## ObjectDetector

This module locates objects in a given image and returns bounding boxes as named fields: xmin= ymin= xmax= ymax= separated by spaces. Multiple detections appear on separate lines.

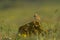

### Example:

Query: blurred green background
xmin=0 ymin=0 xmax=60 ymax=40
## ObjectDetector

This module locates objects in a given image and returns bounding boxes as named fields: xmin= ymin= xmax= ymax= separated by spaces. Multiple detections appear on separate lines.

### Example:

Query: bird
xmin=18 ymin=14 xmax=47 ymax=38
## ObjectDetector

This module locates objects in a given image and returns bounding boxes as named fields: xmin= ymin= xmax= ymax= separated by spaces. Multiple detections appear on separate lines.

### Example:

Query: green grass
xmin=0 ymin=1 xmax=60 ymax=40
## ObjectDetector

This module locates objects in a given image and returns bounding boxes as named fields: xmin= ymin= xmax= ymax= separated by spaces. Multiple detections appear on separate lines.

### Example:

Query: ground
xmin=0 ymin=1 xmax=60 ymax=40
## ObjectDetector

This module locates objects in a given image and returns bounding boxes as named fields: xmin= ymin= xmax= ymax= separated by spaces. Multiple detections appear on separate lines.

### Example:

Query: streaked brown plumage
xmin=18 ymin=14 xmax=47 ymax=37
